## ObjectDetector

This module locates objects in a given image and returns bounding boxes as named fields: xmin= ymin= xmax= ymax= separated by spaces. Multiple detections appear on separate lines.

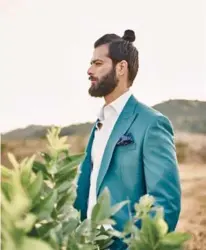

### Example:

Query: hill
xmin=1 ymin=123 xmax=94 ymax=140
xmin=153 ymin=99 xmax=206 ymax=134
xmin=2 ymin=99 xmax=206 ymax=140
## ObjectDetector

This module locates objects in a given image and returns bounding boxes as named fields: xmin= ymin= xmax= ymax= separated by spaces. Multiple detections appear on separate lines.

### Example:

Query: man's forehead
xmin=92 ymin=44 xmax=109 ymax=60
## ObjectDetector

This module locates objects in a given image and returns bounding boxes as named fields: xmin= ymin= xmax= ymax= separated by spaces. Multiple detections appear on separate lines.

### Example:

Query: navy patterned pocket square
xmin=116 ymin=133 xmax=134 ymax=146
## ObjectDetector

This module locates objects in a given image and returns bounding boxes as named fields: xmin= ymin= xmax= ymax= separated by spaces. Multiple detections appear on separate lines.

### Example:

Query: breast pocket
xmin=115 ymin=142 xmax=137 ymax=152
xmin=111 ymin=142 xmax=136 ymax=170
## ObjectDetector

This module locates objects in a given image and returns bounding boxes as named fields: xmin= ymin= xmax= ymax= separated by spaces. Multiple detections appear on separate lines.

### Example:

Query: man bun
xmin=122 ymin=29 xmax=135 ymax=42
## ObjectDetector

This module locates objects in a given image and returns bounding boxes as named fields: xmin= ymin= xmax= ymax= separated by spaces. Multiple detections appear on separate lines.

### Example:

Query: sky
xmin=0 ymin=0 xmax=205 ymax=133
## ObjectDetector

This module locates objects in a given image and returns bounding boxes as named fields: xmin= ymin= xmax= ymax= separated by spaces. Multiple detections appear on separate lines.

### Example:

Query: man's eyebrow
xmin=90 ymin=59 xmax=104 ymax=65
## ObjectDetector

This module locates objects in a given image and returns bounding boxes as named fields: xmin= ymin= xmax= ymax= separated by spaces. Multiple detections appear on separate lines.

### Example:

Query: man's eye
xmin=95 ymin=62 xmax=102 ymax=66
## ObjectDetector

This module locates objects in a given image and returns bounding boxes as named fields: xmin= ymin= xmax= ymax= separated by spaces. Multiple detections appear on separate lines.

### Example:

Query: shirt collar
xmin=97 ymin=90 xmax=132 ymax=120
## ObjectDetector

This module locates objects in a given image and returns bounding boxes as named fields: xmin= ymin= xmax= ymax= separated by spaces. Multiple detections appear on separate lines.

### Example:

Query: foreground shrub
xmin=1 ymin=127 xmax=190 ymax=250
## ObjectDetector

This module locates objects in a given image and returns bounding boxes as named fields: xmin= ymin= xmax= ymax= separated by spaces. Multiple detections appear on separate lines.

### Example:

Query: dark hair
xmin=94 ymin=30 xmax=139 ymax=86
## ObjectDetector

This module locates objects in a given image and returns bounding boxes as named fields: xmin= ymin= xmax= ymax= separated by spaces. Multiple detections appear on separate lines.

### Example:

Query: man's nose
xmin=87 ymin=65 xmax=94 ymax=76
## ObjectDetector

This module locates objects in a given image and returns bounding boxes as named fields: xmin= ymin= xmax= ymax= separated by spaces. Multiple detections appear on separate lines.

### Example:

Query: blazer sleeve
xmin=143 ymin=115 xmax=181 ymax=231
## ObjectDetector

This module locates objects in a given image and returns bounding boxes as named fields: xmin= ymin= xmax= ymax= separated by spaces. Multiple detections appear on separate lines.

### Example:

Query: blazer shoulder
xmin=135 ymin=99 xmax=173 ymax=128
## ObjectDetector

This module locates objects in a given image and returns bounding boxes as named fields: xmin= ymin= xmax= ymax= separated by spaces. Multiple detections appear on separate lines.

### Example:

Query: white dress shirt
xmin=87 ymin=90 xmax=132 ymax=219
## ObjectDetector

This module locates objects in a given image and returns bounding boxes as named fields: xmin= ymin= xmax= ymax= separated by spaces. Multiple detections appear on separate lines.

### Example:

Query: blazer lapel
xmin=85 ymin=121 xmax=97 ymax=156
xmin=96 ymin=95 xmax=139 ymax=196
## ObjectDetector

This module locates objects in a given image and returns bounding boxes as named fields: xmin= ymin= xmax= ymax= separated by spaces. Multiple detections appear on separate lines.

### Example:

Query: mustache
xmin=89 ymin=76 xmax=98 ymax=81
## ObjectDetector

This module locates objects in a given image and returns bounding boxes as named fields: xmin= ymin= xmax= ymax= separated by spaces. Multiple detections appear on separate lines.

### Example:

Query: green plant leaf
xmin=51 ymin=207 xmax=58 ymax=220
xmin=56 ymin=187 xmax=76 ymax=212
xmin=55 ymin=154 xmax=85 ymax=178
xmin=7 ymin=152 xmax=19 ymax=169
xmin=41 ymin=152 xmax=52 ymax=163
xmin=91 ymin=203 xmax=105 ymax=225
xmin=95 ymin=234 xmax=109 ymax=241
xmin=56 ymin=176 xmax=75 ymax=193
xmin=98 ymin=238 xmax=114 ymax=250
xmin=28 ymin=171 xmax=44 ymax=200
xmin=123 ymin=220 xmax=137 ymax=236
xmin=55 ymin=166 xmax=79 ymax=185
xmin=110 ymin=200 xmax=129 ymax=216
xmin=76 ymin=219 xmax=91 ymax=237
xmin=107 ymin=229 xmax=123 ymax=238
xmin=1 ymin=182 xmax=12 ymax=201
xmin=156 ymin=217 xmax=168 ymax=237
xmin=36 ymin=221 xmax=57 ymax=238
xmin=140 ymin=215 xmax=161 ymax=248
xmin=1 ymin=165 xmax=13 ymax=179
xmin=46 ymin=160 xmax=59 ymax=175
xmin=15 ymin=213 xmax=37 ymax=233
xmin=20 ymin=155 xmax=36 ymax=187
xmin=62 ymin=218 xmax=79 ymax=234
xmin=98 ymin=218 xmax=116 ymax=226
xmin=91 ymin=188 xmax=111 ymax=224
xmin=59 ymin=153 xmax=85 ymax=166
xmin=7 ymin=174 xmax=31 ymax=220
xmin=21 ymin=237 xmax=54 ymax=250
xmin=32 ymin=161 xmax=51 ymax=180
xmin=159 ymin=232 xmax=191 ymax=247
xmin=129 ymin=239 xmax=154 ymax=250
xmin=32 ymin=190 xmax=57 ymax=220
xmin=156 ymin=245 xmax=182 ymax=250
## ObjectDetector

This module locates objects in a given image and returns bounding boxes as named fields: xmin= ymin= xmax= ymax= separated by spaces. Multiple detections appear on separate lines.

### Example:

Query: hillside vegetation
xmin=2 ymin=99 xmax=206 ymax=141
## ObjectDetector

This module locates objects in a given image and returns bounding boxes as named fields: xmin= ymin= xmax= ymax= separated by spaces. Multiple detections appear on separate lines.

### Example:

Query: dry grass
xmin=1 ymin=132 xmax=206 ymax=249
xmin=176 ymin=164 xmax=206 ymax=250
xmin=1 ymin=135 xmax=89 ymax=167
xmin=175 ymin=132 xmax=206 ymax=164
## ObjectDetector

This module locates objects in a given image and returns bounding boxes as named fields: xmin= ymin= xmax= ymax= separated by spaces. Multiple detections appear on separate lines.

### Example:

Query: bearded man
xmin=74 ymin=29 xmax=181 ymax=250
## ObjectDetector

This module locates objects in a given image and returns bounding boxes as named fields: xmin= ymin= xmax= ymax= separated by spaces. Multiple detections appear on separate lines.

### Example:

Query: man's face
xmin=87 ymin=45 xmax=118 ymax=97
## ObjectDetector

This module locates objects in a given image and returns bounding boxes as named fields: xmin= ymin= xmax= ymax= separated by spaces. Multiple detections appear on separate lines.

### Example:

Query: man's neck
xmin=104 ymin=88 xmax=130 ymax=105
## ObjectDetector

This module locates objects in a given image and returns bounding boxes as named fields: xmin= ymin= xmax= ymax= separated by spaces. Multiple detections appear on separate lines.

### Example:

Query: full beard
xmin=88 ymin=68 xmax=118 ymax=97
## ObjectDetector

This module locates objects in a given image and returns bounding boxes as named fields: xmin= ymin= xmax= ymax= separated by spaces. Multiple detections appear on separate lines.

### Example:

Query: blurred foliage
xmin=1 ymin=127 xmax=191 ymax=250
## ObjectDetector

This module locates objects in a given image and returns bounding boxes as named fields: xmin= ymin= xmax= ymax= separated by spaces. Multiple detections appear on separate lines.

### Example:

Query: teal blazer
xmin=74 ymin=95 xmax=181 ymax=241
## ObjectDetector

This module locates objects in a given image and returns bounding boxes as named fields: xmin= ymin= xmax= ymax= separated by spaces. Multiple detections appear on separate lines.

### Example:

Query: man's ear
xmin=116 ymin=60 xmax=128 ymax=76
